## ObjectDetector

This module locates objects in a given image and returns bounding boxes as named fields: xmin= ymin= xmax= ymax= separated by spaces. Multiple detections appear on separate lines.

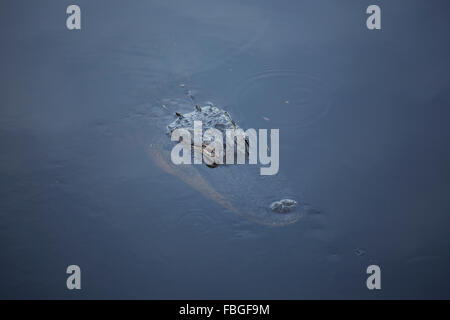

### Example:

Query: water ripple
xmin=235 ymin=69 xmax=333 ymax=128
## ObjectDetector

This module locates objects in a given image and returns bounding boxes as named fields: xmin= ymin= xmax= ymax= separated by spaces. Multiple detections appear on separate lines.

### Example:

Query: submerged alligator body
xmin=129 ymin=99 xmax=304 ymax=226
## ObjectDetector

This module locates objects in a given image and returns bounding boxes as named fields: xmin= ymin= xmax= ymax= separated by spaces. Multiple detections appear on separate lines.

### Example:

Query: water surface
xmin=1 ymin=0 xmax=450 ymax=299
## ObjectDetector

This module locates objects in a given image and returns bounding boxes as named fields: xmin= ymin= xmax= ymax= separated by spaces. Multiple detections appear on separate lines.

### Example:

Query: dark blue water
xmin=1 ymin=0 xmax=450 ymax=299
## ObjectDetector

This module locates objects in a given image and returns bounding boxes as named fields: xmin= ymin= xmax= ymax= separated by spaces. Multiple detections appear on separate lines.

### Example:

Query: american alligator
xmin=127 ymin=97 xmax=304 ymax=226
